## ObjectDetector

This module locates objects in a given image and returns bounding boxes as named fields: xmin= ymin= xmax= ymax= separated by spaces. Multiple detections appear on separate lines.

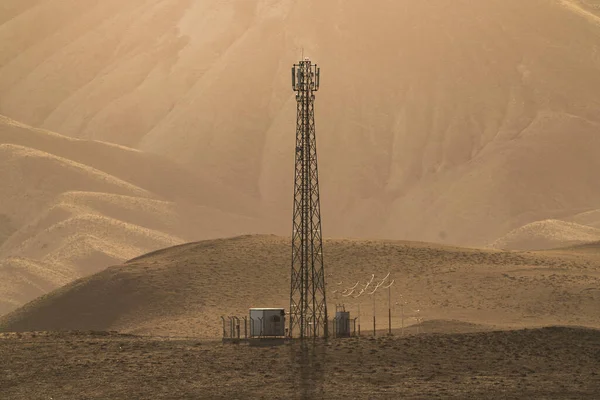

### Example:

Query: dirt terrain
xmin=0 ymin=328 xmax=598 ymax=399
xmin=2 ymin=235 xmax=599 ymax=338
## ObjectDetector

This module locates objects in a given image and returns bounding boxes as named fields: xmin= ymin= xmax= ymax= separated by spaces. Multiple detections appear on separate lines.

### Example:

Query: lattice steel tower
xmin=289 ymin=58 xmax=328 ymax=339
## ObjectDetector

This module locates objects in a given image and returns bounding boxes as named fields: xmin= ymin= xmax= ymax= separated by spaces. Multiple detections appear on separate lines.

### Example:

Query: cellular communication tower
xmin=289 ymin=58 xmax=328 ymax=339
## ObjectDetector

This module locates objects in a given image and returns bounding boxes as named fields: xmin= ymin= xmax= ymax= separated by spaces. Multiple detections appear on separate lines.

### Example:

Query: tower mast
xmin=289 ymin=58 xmax=328 ymax=339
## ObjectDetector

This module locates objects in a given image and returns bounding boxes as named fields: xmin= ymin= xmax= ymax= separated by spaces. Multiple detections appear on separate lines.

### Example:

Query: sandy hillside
xmin=490 ymin=219 xmax=600 ymax=250
xmin=0 ymin=257 xmax=71 ymax=315
xmin=2 ymin=235 xmax=599 ymax=337
xmin=2 ymin=0 xmax=600 ymax=246
xmin=0 ymin=116 xmax=270 ymax=316
xmin=566 ymin=208 xmax=600 ymax=229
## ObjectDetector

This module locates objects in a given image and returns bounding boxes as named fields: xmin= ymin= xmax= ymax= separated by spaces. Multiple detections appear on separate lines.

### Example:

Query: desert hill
xmin=2 ymin=235 xmax=599 ymax=337
xmin=567 ymin=208 xmax=600 ymax=229
xmin=0 ymin=214 xmax=14 ymax=246
xmin=0 ymin=116 xmax=269 ymax=316
xmin=0 ymin=257 xmax=70 ymax=314
xmin=2 ymin=1 xmax=600 ymax=246
xmin=490 ymin=219 xmax=600 ymax=251
xmin=0 ymin=115 xmax=262 ymax=215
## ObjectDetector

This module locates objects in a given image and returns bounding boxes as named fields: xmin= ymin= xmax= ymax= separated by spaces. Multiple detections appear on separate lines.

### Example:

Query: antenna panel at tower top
xmin=292 ymin=59 xmax=320 ymax=92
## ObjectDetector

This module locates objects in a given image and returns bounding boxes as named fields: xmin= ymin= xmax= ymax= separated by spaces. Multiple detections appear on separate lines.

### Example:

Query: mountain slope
xmin=490 ymin=219 xmax=600 ymax=250
xmin=2 ymin=235 xmax=599 ymax=337
xmin=0 ymin=257 xmax=70 ymax=314
xmin=0 ymin=115 xmax=262 ymax=216
xmin=0 ymin=116 xmax=267 ymax=316
xmin=4 ymin=1 xmax=600 ymax=246
xmin=567 ymin=208 xmax=600 ymax=229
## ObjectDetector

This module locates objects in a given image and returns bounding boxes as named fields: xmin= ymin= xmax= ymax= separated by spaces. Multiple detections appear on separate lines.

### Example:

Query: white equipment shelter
xmin=249 ymin=308 xmax=286 ymax=337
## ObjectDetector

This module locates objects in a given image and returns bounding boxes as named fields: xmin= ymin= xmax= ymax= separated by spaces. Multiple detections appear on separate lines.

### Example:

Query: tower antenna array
xmin=289 ymin=57 xmax=328 ymax=338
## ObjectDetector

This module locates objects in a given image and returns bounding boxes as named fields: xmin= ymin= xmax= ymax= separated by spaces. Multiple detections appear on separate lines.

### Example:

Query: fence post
xmin=388 ymin=284 xmax=392 ymax=336
xmin=334 ymin=317 xmax=339 ymax=338
xmin=373 ymin=291 xmax=376 ymax=337
xmin=373 ymin=314 xmax=376 ymax=337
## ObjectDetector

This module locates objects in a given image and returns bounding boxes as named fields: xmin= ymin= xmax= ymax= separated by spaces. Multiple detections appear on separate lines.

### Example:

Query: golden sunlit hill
xmin=490 ymin=219 xmax=600 ymax=251
xmin=567 ymin=208 xmax=600 ymax=229
xmin=3 ymin=1 xmax=600 ymax=246
xmin=0 ymin=116 xmax=270 ymax=316
xmin=2 ymin=235 xmax=599 ymax=337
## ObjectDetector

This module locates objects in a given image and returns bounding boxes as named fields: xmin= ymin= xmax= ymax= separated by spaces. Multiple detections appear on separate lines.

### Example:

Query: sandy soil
xmin=2 ymin=235 xmax=599 ymax=338
xmin=0 ymin=328 xmax=598 ymax=399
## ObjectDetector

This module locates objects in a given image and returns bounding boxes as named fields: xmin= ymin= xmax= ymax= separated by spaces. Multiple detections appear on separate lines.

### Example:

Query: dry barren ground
xmin=1 ymin=328 xmax=599 ymax=399
xmin=3 ymin=235 xmax=600 ymax=337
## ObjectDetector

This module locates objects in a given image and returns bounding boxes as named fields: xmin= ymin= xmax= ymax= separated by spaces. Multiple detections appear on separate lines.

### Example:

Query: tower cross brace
xmin=289 ymin=58 xmax=328 ymax=338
